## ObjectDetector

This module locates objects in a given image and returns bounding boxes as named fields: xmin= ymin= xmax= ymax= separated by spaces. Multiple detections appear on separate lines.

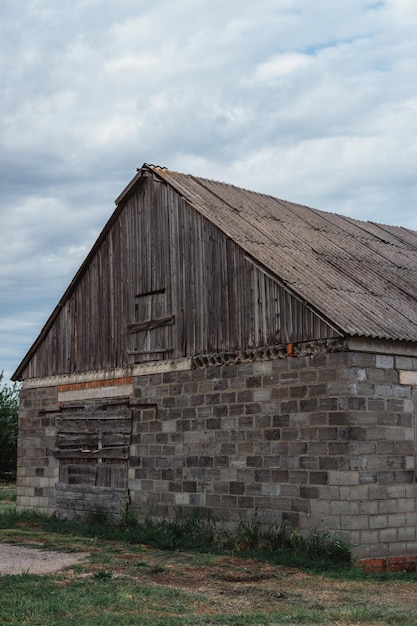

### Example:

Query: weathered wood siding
xmin=21 ymin=174 xmax=340 ymax=378
xmin=54 ymin=399 xmax=130 ymax=518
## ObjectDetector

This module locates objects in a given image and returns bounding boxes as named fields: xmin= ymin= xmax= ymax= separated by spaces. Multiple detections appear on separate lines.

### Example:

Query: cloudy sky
xmin=1 ymin=0 xmax=417 ymax=382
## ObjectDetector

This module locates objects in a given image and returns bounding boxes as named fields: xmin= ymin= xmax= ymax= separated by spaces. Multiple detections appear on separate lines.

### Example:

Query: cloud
xmin=1 ymin=0 xmax=417 ymax=380
xmin=254 ymin=52 xmax=312 ymax=80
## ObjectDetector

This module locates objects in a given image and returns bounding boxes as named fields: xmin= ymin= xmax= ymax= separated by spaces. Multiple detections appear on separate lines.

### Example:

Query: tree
xmin=0 ymin=371 xmax=20 ymax=478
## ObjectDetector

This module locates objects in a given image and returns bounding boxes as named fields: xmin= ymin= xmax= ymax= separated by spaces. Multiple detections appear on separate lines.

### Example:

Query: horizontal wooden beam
xmin=127 ymin=348 xmax=173 ymax=355
xmin=52 ymin=447 xmax=128 ymax=459
xmin=127 ymin=314 xmax=175 ymax=333
xmin=135 ymin=287 xmax=165 ymax=298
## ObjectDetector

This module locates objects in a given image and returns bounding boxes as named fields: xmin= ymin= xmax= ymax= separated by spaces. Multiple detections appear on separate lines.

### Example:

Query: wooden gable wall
xmin=21 ymin=174 xmax=341 ymax=379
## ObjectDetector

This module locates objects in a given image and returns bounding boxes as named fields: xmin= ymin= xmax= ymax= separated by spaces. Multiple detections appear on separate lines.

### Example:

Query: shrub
xmin=0 ymin=372 xmax=20 ymax=478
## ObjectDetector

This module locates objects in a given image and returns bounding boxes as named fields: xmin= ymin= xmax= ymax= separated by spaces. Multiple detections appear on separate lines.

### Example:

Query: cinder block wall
xmin=16 ymin=385 xmax=59 ymax=515
xmin=129 ymin=348 xmax=417 ymax=560
xmin=16 ymin=344 xmax=417 ymax=560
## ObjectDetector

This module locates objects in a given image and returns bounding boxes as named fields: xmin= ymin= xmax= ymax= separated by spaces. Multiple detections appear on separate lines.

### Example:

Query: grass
xmin=1 ymin=483 xmax=417 ymax=624
xmin=0 ymin=505 xmax=353 ymax=574
xmin=0 ymin=481 xmax=16 ymax=514
xmin=0 ymin=574 xmax=205 ymax=625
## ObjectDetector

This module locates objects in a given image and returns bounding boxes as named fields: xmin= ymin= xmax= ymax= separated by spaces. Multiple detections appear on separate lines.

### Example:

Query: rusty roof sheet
xmin=150 ymin=165 xmax=417 ymax=342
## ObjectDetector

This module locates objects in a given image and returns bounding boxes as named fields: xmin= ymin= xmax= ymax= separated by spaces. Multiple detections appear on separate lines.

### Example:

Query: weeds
xmin=0 ymin=481 xmax=352 ymax=569
xmin=0 ymin=501 xmax=352 ymax=572
xmin=0 ymin=481 xmax=16 ymax=514
xmin=2 ymin=496 xmax=417 ymax=625
xmin=0 ymin=482 xmax=16 ymax=502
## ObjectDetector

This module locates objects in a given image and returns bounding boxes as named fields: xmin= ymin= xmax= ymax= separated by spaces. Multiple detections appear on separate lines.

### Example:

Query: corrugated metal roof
xmin=150 ymin=165 xmax=417 ymax=342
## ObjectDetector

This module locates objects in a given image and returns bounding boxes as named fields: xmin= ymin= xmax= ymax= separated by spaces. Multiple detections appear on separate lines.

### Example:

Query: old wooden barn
xmin=12 ymin=164 xmax=417 ymax=563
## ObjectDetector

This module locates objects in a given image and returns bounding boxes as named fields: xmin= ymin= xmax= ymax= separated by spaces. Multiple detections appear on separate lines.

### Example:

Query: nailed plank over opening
xmin=56 ymin=417 xmax=132 ymax=434
xmin=52 ymin=447 xmax=129 ymax=459
xmin=127 ymin=349 xmax=173 ymax=355
xmin=135 ymin=287 xmax=165 ymax=298
xmin=127 ymin=314 xmax=175 ymax=334
xmin=56 ymin=433 xmax=130 ymax=447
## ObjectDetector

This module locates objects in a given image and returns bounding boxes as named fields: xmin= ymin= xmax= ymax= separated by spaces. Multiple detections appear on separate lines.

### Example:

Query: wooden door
xmin=128 ymin=287 xmax=174 ymax=362
xmin=54 ymin=399 xmax=131 ymax=518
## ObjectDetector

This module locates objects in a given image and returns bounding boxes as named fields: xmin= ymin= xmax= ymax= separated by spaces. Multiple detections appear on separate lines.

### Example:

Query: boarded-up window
xmin=54 ymin=399 xmax=131 ymax=518
xmin=128 ymin=287 xmax=174 ymax=363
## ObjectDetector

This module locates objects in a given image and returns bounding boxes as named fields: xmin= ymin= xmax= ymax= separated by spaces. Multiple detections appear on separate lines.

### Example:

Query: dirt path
xmin=0 ymin=543 xmax=89 ymax=575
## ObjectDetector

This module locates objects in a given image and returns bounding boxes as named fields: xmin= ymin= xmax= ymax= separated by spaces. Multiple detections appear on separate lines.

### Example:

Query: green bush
xmin=0 ymin=372 xmax=20 ymax=478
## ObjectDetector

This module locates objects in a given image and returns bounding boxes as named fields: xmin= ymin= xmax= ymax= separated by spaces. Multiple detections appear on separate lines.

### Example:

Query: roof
xmin=12 ymin=164 xmax=417 ymax=380
xmin=147 ymin=165 xmax=417 ymax=343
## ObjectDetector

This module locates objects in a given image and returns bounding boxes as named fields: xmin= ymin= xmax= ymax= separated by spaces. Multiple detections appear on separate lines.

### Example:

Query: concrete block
xmin=262 ymin=483 xmax=281 ymax=496
xmin=339 ymin=515 xmax=368 ymax=531
xmin=230 ymin=457 xmax=247 ymax=469
xmin=387 ymin=485 xmax=406 ymax=498
xmin=351 ymin=368 xmax=368 ymax=381
xmin=328 ymin=471 xmax=359 ymax=486
xmin=161 ymin=419 xmax=178 ymax=433
xmin=359 ymin=472 xmax=378 ymax=484
xmin=398 ymin=527 xmax=416 ymax=542
xmin=327 ymin=382 xmax=357 ymax=396
xmin=378 ymin=500 xmax=397 ymax=514
xmin=339 ymin=485 xmax=368 ymax=501
xmin=399 ymin=371 xmax=417 ymax=385
xmin=369 ymin=515 xmax=388 ymax=529
xmin=219 ymin=469 xmax=238 ymax=481
xmin=253 ymin=389 xmax=276 ymax=402
xmin=405 ymin=484 xmax=417 ymax=498
xmin=393 ymin=385 xmax=412 ymax=398
xmin=395 ymin=356 xmax=415 ymax=370
xmin=368 ymin=543 xmax=387 ymax=558
xmin=387 ymin=513 xmax=406 ymax=528
xmin=375 ymin=384 xmax=394 ymax=397
xmin=359 ymin=500 xmax=378 ymax=515
xmin=183 ymin=431 xmax=212 ymax=444
xmin=153 ymin=480 xmax=170 ymax=493
xmin=189 ymin=493 xmax=205 ymax=506
xmin=379 ymin=528 xmax=398 ymax=543
xmin=383 ymin=541 xmax=406 ymax=557
xmin=385 ymin=426 xmax=410 ymax=441
xmin=175 ymin=493 xmax=190 ymax=505
xmin=310 ymin=500 xmax=330 ymax=515
xmin=317 ymin=485 xmax=340 ymax=500
xmin=359 ymin=529 xmax=379 ymax=545
xmin=405 ymin=512 xmax=417 ymax=526
xmin=405 ymin=541 xmax=417 ymax=554
xmin=397 ymin=498 xmax=415 ymax=513
xmin=376 ymin=355 xmax=394 ymax=369
xmin=18 ymin=496 xmax=33 ymax=507
xmin=280 ymin=484 xmax=299 ymax=497
xmin=252 ymin=361 xmax=273 ymax=375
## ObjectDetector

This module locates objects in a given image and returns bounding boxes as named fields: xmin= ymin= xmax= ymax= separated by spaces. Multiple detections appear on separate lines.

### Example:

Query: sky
xmin=1 ymin=0 xmax=417 ymax=383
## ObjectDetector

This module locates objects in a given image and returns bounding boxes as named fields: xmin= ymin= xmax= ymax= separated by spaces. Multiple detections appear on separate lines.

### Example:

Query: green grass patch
xmin=0 ymin=482 xmax=16 ymax=514
xmin=1 ymin=506 xmax=417 ymax=625
xmin=0 ymin=570 xmax=415 ymax=625
xmin=0 ymin=481 xmax=16 ymax=502
xmin=0 ymin=573 xmax=206 ymax=626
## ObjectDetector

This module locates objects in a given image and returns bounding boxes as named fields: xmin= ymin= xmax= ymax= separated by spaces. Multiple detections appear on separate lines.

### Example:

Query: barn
xmin=12 ymin=163 xmax=417 ymax=563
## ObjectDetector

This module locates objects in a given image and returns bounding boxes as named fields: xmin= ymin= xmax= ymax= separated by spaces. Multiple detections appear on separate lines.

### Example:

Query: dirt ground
xmin=1 ymin=540 xmax=417 ymax=624
xmin=0 ymin=543 xmax=89 ymax=575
